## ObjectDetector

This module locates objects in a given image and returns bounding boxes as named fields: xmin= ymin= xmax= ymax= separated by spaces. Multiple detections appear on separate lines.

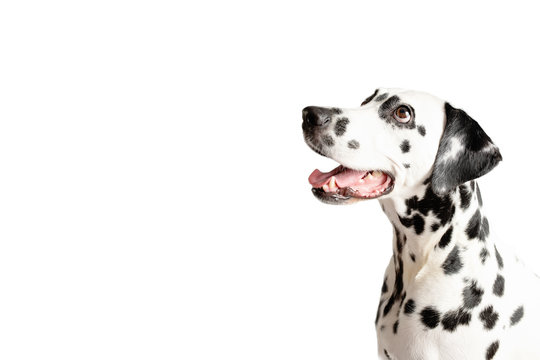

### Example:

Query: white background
xmin=1 ymin=1 xmax=539 ymax=359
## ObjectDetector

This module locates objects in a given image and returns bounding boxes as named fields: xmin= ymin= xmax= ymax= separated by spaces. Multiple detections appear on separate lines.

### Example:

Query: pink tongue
xmin=308 ymin=165 xmax=368 ymax=188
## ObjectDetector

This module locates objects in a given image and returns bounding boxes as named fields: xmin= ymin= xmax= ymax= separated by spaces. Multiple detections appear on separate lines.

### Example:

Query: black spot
xmin=404 ymin=299 xmax=416 ymax=314
xmin=459 ymin=184 xmax=472 ymax=209
xmin=396 ymin=237 xmax=403 ymax=254
xmin=383 ymin=295 xmax=395 ymax=317
xmin=477 ymin=186 xmax=483 ymax=206
xmin=330 ymin=107 xmax=343 ymax=114
xmin=493 ymin=274 xmax=505 ymax=297
xmin=375 ymin=93 xmax=389 ymax=102
xmin=384 ymin=349 xmax=391 ymax=360
xmin=400 ymin=139 xmax=411 ymax=153
xmin=494 ymin=245 xmax=504 ymax=269
xmin=463 ymin=280 xmax=484 ymax=309
xmin=431 ymin=223 xmax=440 ymax=232
xmin=382 ymin=257 xmax=404 ymax=319
xmin=398 ymin=215 xmax=414 ymax=228
xmin=393 ymin=320 xmax=399 ymax=334
xmin=479 ymin=305 xmax=499 ymax=330
xmin=486 ymin=341 xmax=499 ymax=360
xmin=403 ymin=163 xmax=410 ymax=168
xmin=409 ymin=252 xmax=416 ymax=262
xmin=393 ymin=257 xmax=404 ymax=295
xmin=321 ymin=134 xmax=334 ymax=147
xmin=375 ymin=299 xmax=383 ymax=324
xmin=441 ymin=308 xmax=471 ymax=332
xmin=481 ymin=217 xmax=490 ymax=240
xmin=480 ymin=248 xmax=489 ymax=264
xmin=362 ymin=89 xmax=379 ymax=106
xmin=406 ymin=186 xmax=455 ymax=227
xmin=413 ymin=214 xmax=425 ymax=235
xmin=510 ymin=306 xmax=524 ymax=326
xmin=379 ymin=95 xmax=400 ymax=114
xmin=394 ymin=225 xmax=402 ymax=252
xmin=465 ymin=211 xmax=489 ymax=241
xmin=417 ymin=125 xmax=426 ymax=136
xmin=466 ymin=210 xmax=482 ymax=240
xmin=442 ymin=246 xmax=463 ymax=275
xmin=399 ymin=291 xmax=407 ymax=309
xmin=334 ymin=117 xmax=349 ymax=136
xmin=404 ymin=196 xmax=418 ymax=215
xmin=382 ymin=277 xmax=388 ymax=294
xmin=347 ymin=140 xmax=359 ymax=149
xmin=420 ymin=306 xmax=440 ymax=329
xmin=393 ymin=224 xmax=401 ymax=238
xmin=439 ymin=226 xmax=453 ymax=249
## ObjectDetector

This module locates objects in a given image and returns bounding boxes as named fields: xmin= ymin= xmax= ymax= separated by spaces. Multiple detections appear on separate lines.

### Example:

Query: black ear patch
xmin=431 ymin=103 xmax=502 ymax=195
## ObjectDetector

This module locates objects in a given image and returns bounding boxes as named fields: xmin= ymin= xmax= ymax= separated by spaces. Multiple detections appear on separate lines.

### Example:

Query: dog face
xmin=302 ymin=88 xmax=502 ymax=204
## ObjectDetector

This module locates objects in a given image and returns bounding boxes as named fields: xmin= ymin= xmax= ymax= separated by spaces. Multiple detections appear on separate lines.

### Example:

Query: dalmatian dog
xmin=301 ymin=88 xmax=540 ymax=359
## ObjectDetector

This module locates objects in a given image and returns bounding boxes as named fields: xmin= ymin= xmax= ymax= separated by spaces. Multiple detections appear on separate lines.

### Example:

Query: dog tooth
xmin=329 ymin=176 xmax=337 ymax=189
xmin=367 ymin=173 xmax=374 ymax=179
xmin=323 ymin=184 xmax=329 ymax=192
xmin=372 ymin=171 xmax=383 ymax=177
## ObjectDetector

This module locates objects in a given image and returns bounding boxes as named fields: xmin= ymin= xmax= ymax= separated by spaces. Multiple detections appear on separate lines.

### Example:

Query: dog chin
xmin=311 ymin=188 xmax=363 ymax=205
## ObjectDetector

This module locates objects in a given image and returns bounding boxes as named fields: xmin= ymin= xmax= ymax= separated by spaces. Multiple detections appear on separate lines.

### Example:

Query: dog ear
xmin=431 ymin=103 xmax=502 ymax=195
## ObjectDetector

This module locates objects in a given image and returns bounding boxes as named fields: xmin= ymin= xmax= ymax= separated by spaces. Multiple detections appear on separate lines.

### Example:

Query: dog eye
xmin=393 ymin=106 xmax=411 ymax=123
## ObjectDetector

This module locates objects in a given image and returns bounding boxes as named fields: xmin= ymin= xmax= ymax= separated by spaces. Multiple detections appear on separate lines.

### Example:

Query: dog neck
xmin=379 ymin=179 xmax=491 ymax=290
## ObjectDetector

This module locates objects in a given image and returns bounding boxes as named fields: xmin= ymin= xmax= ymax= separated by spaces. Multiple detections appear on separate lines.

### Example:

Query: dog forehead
xmin=356 ymin=89 xmax=446 ymax=128
xmin=396 ymin=90 xmax=445 ymax=105
xmin=354 ymin=89 xmax=443 ymax=117
xmin=373 ymin=88 xmax=444 ymax=105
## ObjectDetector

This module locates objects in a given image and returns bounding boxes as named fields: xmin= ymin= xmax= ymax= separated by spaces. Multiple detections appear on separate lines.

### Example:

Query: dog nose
xmin=302 ymin=106 xmax=332 ymax=127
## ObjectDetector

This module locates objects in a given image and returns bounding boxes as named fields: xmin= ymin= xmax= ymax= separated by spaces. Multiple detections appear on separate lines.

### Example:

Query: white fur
xmin=306 ymin=89 xmax=540 ymax=359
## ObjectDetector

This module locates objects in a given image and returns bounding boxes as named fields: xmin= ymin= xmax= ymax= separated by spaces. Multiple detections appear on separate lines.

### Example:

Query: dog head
xmin=302 ymin=88 xmax=502 ymax=204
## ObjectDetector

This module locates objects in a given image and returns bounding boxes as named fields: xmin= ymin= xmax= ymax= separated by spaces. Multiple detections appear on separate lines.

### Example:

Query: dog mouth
xmin=308 ymin=165 xmax=394 ymax=204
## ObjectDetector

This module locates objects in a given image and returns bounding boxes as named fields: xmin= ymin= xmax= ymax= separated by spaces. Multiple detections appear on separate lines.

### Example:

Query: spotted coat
xmin=302 ymin=88 xmax=540 ymax=359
